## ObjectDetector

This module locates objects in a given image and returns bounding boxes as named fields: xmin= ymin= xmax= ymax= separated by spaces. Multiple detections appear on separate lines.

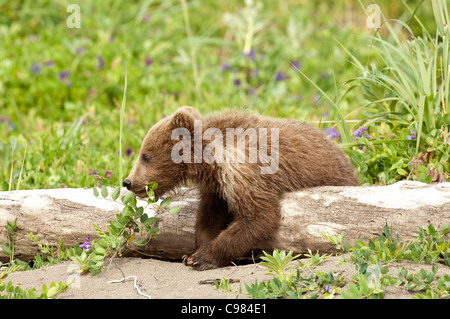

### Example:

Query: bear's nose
xmin=122 ymin=178 xmax=132 ymax=190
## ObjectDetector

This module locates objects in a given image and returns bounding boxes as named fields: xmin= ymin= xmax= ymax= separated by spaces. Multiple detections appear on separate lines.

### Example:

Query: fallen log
xmin=0 ymin=181 xmax=450 ymax=263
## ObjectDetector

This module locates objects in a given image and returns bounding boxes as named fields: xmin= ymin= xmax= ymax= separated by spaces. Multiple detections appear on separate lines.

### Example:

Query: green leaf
xmin=89 ymin=266 xmax=100 ymax=275
xmin=140 ymin=213 xmax=148 ymax=223
xmin=122 ymin=205 xmax=134 ymax=217
xmin=136 ymin=238 xmax=147 ymax=247
xmin=93 ymin=254 xmax=104 ymax=262
xmin=148 ymin=182 xmax=158 ymax=190
xmin=428 ymin=224 xmax=436 ymax=236
xmin=95 ymin=247 xmax=106 ymax=255
xmin=112 ymin=186 xmax=121 ymax=201
xmin=442 ymin=223 xmax=449 ymax=235
xmin=134 ymin=206 xmax=144 ymax=218
xmin=143 ymin=217 xmax=157 ymax=227
xmin=348 ymin=284 xmax=362 ymax=299
xmin=101 ymin=185 xmax=108 ymax=198
xmin=93 ymin=186 xmax=99 ymax=197
xmin=47 ymin=287 xmax=58 ymax=298
xmin=93 ymin=223 xmax=106 ymax=238
xmin=122 ymin=192 xmax=135 ymax=204
xmin=146 ymin=189 xmax=155 ymax=201
xmin=443 ymin=113 xmax=450 ymax=125
xmin=41 ymin=284 xmax=48 ymax=295
xmin=415 ymin=95 xmax=425 ymax=155
xmin=340 ymin=291 xmax=352 ymax=299
xmin=150 ymin=227 xmax=159 ymax=234
xmin=110 ymin=220 xmax=123 ymax=231
xmin=128 ymin=197 xmax=137 ymax=209
xmin=2 ymin=245 xmax=12 ymax=257
xmin=168 ymin=206 xmax=180 ymax=215
xmin=160 ymin=197 xmax=172 ymax=207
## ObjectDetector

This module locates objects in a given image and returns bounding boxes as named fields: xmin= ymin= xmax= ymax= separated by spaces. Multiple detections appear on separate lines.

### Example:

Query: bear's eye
xmin=142 ymin=154 xmax=152 ymax=163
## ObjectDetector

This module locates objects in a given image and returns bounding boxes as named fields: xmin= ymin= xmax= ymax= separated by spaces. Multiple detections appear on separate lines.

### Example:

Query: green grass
xmin=0 ymin=0 xmax=448 ymax=190
xmin=336 ymin=0 xmax=450 ymax=184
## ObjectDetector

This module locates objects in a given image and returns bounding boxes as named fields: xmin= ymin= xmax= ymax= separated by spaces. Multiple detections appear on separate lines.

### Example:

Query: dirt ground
xmin=5 ymin=255 xmax=450 ymax=299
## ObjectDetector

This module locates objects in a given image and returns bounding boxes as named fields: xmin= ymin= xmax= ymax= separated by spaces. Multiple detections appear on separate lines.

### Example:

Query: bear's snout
xmin=122 ymin=178 xmax=132 ymax=190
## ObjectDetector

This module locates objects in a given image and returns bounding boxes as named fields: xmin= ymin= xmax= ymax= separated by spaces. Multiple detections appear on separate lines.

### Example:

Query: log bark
xmin=1 ymin=181 xmax=450 ymax=263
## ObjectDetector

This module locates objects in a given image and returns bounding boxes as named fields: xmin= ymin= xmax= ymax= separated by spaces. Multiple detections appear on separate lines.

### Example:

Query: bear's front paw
xmin=182 ymin=252 xmax=218 ymax=271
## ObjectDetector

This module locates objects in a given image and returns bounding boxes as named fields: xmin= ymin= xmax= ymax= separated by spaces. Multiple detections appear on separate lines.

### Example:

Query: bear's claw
xmin=182 ymin=253 xmax=217 ymax=271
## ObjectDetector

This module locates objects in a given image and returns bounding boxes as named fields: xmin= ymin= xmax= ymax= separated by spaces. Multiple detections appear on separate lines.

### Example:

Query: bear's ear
xmin=171 ymin=106 xmax=202 ymax=132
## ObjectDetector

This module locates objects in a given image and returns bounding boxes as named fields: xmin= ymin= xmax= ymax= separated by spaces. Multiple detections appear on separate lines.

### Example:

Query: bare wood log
xmin=1 ymin=181 xmax=450 ymax=263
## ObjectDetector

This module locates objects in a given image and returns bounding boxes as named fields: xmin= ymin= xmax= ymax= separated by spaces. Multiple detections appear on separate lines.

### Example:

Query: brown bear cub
xmin=123 ymin=106 xmax=359 ymax=270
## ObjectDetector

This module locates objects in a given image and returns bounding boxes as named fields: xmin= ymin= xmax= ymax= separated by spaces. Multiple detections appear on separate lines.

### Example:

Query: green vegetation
xmin=0 ymin=183 xmax=178 ymax=298
xmin=1 ymin=263 xmax=71 ymax=299
xmin=1 ymin=0 xmax=448 ymax=191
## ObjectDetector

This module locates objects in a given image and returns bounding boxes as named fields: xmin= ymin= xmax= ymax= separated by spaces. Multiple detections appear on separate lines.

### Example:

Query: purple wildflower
xmin=142 ymin=13 xmax=150 ymax=22
xmin=76 ymin=46 xmax=85 ymax=55
xmin=353 ymin=127 xmax=370 ymax=139
xmin=44 ymin=60 xmax=54 ymax=67
xmin=144 ymin=55 xmax=153 ymax=67
xmin=79 ymin=238 xmax=91 ymax=252
xmin=243 ymin=49 xmax=255 ymax=62
xmin=0 ymin=116 xmax=11 ymax=123
xmin=57 ymin=70 xmax=71 ymax=81
xmin=221 ymin=63 xmax=231 ymax=71
xmin=275 ymin=71 xmax=289 ymax=81
xmin=96 ymin=56 xmax=105 ymax=69
xmin=325 ymin=285 xmax=332 ymax=293
xmin=126 ymin=148 xmax=132 ymax=158
xmin=407 ymin=129 xmax=417 ymax=140
xmin=105 ymin=170 xmax=112 ymax=179
xmin=290 ymin=61 xmax=301 ymax=70
xmin=2 ymin=117 xmax=16 ymax=130
xmin=324 ymin=127 xmax=341 ymax=141
xmin=234 ymin=78 xmax=241 ymax=87
xmin=30 ymin=62 xmax=42 ymax=75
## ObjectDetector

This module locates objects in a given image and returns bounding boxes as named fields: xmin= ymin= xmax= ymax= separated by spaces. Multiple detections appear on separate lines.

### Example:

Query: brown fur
xmin=123 ymin=107 xmax=359 ymax=270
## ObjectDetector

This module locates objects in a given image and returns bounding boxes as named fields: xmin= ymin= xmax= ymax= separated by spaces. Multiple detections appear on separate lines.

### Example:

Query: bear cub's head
xmin=123 ymin=106 xmax=201 ymax=198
